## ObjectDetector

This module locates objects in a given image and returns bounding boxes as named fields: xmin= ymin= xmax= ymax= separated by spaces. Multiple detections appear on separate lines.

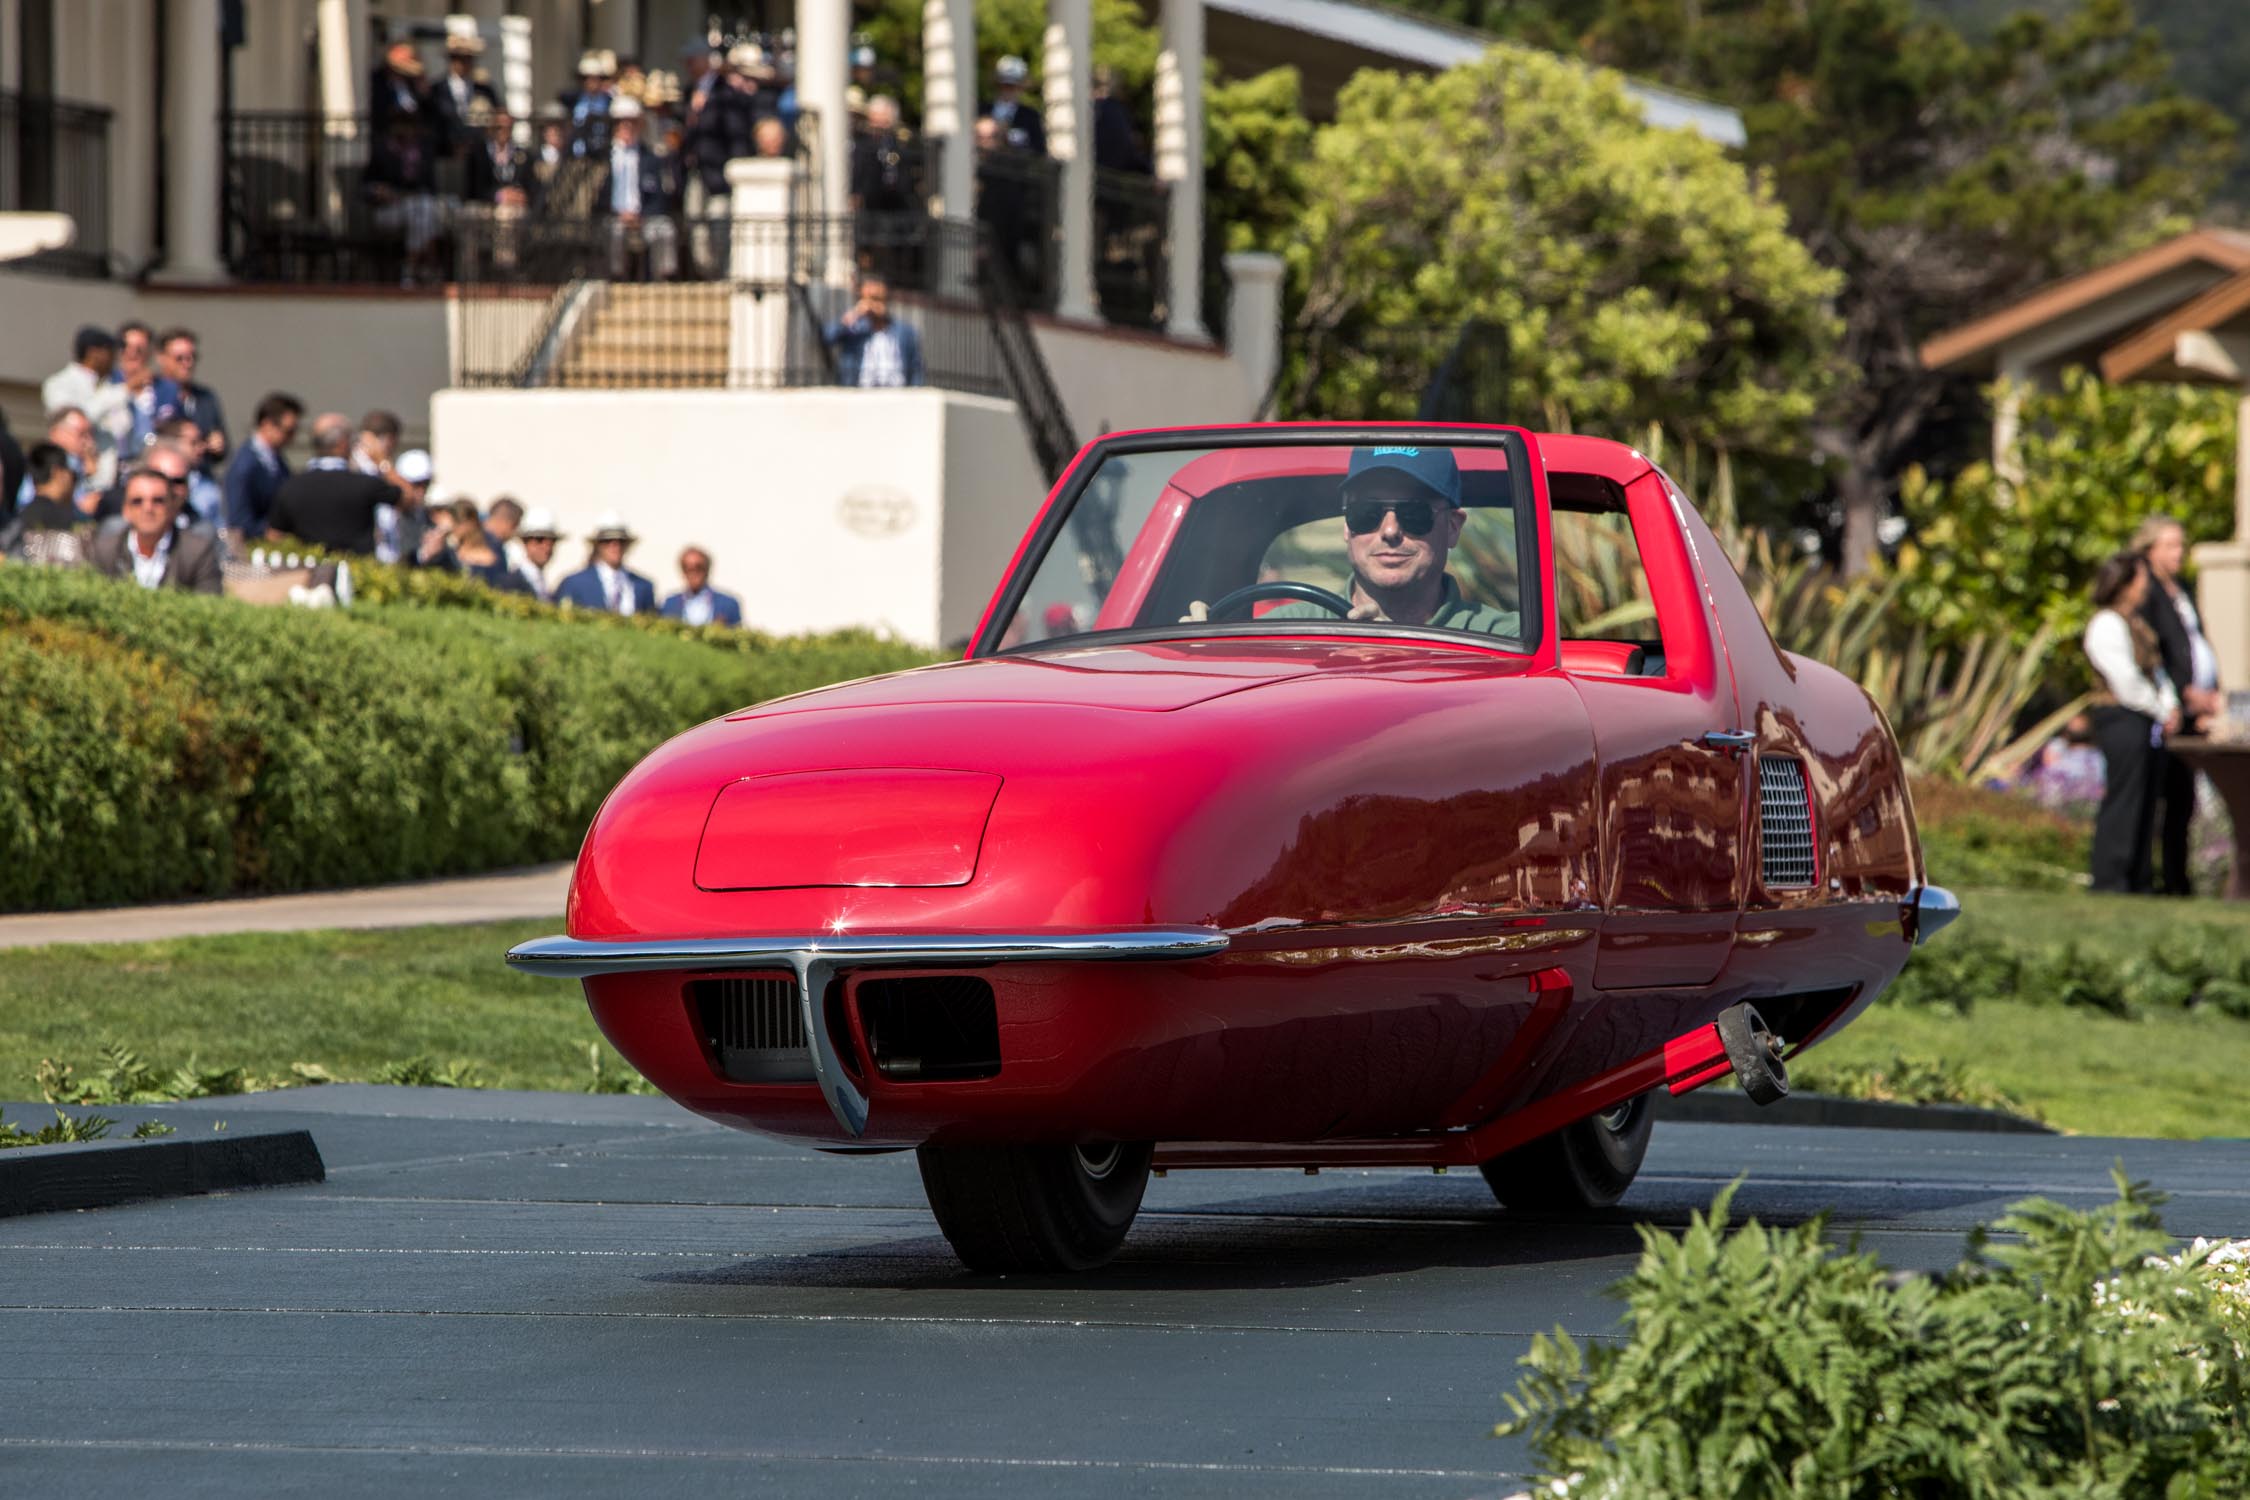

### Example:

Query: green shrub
xmin=1911 ymin=779 xmax=2091 ymax=892
xmin=1497 ymin=1176 xmax=2250 ymax=1496
xmin=0 ymin=567 xmax=934 ymax=911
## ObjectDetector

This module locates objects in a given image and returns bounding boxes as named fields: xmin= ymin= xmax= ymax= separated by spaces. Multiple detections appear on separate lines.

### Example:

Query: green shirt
xmin=1264 ymin=573 xmax=1520 ymax=639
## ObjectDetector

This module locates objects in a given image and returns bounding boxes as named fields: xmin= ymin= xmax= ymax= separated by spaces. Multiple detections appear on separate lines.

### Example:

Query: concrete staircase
xmin=551 ymin=282 xmax=731 ymax=388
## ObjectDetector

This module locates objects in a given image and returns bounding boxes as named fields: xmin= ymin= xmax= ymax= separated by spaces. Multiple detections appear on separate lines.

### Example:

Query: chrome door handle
xmin=1701 ymin=729 xmax=1756 ymax=753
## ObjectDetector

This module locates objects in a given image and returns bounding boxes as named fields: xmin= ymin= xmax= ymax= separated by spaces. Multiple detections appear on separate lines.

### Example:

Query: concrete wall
xmin=1032 ymin=318 xmax=1260 ymax=438
xmin=430 ymin=387 xmax=1047 ymax=645
xmin=0 ymin=270 xmax=450 ymax=451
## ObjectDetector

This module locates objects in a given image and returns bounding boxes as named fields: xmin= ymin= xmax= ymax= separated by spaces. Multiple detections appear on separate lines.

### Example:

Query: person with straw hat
xmin=434 ymin=31 xmax=499 ymax=151
xmin=565 ymin=48 xmax=617 ymax=155
xmin=554 ymin=511 xmax=655 ymax=615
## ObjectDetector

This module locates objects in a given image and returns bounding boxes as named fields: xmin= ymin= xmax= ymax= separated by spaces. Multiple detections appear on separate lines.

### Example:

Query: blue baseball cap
xmin=1342 ymin=445 xmax=1461 ymax=508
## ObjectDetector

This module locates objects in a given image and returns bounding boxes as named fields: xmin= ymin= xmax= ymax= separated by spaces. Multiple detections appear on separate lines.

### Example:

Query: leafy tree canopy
xmin=1282 ymin=45 xmax=1843 ymax=454
xmin=1388 ymin=0 xmax=2235 ymax=571
xmin=1898 ymin=369 xmax=2238 ymax=640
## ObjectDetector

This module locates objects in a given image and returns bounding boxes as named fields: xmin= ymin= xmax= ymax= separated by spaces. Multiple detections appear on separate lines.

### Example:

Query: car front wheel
xmin=1479 ymin=1094 xmax=1653 ymax=1211
xmin=916 ymin=1140 xmax=1153 ymax=1272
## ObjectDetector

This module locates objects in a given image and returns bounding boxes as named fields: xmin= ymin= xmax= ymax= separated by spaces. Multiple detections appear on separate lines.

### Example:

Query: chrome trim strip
xmin=1906 ymin=885 xmax=1961 ymax=946
xmin=504 ymin=927 xmax=1229 ymax=1141
xmin=504 ymin=928 xmax=1229 ymax=979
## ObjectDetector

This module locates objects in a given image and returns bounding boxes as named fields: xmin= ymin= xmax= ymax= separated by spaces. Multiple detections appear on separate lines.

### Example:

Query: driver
xmin=1268 ymin=446 xmax=1518 ymax=636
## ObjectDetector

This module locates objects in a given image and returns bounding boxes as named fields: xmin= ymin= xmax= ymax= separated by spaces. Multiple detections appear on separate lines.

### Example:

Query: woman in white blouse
xmin=2083 ymin=551 xmax=2180 ymax=893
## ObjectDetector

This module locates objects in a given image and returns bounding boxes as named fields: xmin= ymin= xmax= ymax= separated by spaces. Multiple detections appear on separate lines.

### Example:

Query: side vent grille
xmin=689 ymin=975 xmax=815 ymax=1083
xmin=1758 ymin=755 xmax=1816 ymax=888
xmin=857 ymin=976 xmax=1001 ymax=1082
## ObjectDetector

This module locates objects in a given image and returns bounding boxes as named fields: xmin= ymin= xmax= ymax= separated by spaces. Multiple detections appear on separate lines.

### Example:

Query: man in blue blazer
xmin=659 ymin=546 xmax=744 ymax=626
xmin=824 ymin=273 xmax=925 ymax=387
xmin=553 ymin=511 xmax=657 ymax=615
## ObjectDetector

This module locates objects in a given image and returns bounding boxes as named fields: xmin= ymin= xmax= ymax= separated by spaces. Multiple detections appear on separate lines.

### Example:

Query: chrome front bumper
xmin=505 ymin=928 xmax=1229 ymax=1138
xmin=1904 ymin=885 xmax=1960 ymax=946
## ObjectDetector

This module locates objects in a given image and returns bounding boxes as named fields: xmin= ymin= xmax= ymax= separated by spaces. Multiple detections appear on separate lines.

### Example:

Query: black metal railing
xmin=1092 ymin=168 xmax=1167 ymax=331
xmin=0 ymin=89 xmax=113 ymax=277
xmin=223 ymin=108 xmax=824 ymax=285
xmin=974 ymin=148 xmax=1060 ymax=315
xmin=454 ymin=212 xmax=1014 ymax=397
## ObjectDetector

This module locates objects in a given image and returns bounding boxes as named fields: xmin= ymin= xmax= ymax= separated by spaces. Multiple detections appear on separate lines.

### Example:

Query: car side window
xmin=1550 ymin=503 xmax=1666 ymax=674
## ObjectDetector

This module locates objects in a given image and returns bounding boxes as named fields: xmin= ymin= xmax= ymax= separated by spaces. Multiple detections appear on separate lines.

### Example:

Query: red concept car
xmin=508 ymin=424 xmax=1959 ymax=1272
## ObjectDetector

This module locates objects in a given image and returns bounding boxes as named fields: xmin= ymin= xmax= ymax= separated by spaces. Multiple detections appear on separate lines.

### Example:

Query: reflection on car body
xmin=508 ymin=424 xmax=1957 ymax=1273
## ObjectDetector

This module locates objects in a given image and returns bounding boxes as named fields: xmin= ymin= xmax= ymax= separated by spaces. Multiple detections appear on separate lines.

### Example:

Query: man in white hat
xmin=507 ymin=505 xmax=563 ymax=601
xmin=433 ymin=32 xmax=498 ymax=151
xmin=382 ymin=448 xmax=452 ymax=568
xmin=598 ymin=98 xmax=680 ymax=280
xmin=566 ymin=48 xmax=617 ymax=155
xmin=984 ymin=55 xmax=1045 ymax=154
xmin=553 ymin=511 xmax=655 ymax=615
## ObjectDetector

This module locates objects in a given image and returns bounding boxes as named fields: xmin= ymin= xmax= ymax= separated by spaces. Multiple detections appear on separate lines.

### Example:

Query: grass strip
xmin=5 ymin=904 xmax=2248 ymax=1138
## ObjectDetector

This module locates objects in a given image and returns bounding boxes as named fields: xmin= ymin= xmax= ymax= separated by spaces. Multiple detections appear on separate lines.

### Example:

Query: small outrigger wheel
xmin=1717 ymin=1003 xmax=1791 ymax=1106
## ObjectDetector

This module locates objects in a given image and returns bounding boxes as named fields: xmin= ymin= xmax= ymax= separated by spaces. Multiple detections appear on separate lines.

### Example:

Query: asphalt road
xmin=3 ymin=1086 xmax=2246 ymax=1499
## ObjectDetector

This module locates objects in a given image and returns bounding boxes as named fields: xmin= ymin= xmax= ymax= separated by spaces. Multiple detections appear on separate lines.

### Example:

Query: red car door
xmin=1552 ymin=465 xmax=1747 ymax=990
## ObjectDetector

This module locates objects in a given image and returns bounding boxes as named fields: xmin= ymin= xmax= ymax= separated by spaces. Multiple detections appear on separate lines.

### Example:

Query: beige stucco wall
xmin=430 ymin=387 xmax=1046 ymax=645
xmin=1031 ymin=319 xmax=1260 ymax=439
xmin=0 ymin=270 xmax=449 ymax=449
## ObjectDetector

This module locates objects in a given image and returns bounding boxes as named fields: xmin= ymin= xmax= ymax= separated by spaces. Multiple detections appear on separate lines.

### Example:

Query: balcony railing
xmin=0 ymin=89 xmax=113 ymax=278
xmin=455 ymin=212 xmax=1014 ymax=397
xmin=1093 ymin=168 xmax=1167 ymax=331
xmin=222 ymin=109 xmax=827 ymax=286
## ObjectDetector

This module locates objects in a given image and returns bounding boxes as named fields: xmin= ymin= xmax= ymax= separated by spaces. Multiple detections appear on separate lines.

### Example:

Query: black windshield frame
xmin=969 ymin=425 xmax=1544 ymax=660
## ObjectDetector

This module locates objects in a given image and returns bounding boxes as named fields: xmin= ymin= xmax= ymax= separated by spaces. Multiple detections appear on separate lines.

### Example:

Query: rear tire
xmin=1480 ymin=1094 xmax=1653 ymax=1211
xmin=916 ymin=1140 xmax=1153 ymax=1272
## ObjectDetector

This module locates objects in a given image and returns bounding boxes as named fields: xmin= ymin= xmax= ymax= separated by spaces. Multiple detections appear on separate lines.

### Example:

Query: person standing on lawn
xmin=2135 ymin=515 xmax=2221 ymax=897
xmin=2083 ymin=551 xmax=2179 ymax=895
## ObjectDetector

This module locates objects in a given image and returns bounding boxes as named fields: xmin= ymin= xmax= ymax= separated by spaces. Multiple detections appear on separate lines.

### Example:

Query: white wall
xmin=0 ymin=271 xmax=450 ymax=449
xmin=1032 ymin=317 xmax=1261 ymax=439
xmin=431 ymin=387 xmax=1047 ymax=644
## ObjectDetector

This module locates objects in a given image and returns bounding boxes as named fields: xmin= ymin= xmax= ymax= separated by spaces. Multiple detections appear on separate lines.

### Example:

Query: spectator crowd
xmin=344 ymin=22 xmax=1155 ymax=319
xmin=0 ymin=322 xmax=741 ymax=627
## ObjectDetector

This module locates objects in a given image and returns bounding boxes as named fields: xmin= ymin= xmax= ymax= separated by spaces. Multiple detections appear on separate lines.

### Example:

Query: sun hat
xmin=587 ymin=510 xmax=638 ymax=543
xmin=395 ymin=449 xmax=435 ymax=485
xmin=517 ymin=507 xmax=562 ymax=540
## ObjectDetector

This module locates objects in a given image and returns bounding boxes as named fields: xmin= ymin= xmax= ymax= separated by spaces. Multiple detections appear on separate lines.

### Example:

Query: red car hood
xmin=732 ymin=638 xmax=1526 ymax=719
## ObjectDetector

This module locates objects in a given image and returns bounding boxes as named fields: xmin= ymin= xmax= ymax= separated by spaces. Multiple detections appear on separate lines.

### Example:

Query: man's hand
xmin=416 ymin=526 xmax=449 ymax=564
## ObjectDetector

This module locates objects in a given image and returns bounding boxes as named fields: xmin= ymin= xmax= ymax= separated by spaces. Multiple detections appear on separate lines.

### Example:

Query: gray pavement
xmin=0 ymin=865 xmax=571 ymax=950
xmin=3 ymin=1085 xmax=2246 ymax=1498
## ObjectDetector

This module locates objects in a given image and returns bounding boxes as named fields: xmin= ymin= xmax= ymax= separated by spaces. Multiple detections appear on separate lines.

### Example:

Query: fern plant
xmin=1498 ymin=1175 xmax=2250 ymax=1496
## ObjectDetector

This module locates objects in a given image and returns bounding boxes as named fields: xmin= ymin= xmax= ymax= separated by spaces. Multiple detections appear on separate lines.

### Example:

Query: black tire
xmin=916 ymin=1140 xmax=1153 ymax=1272
xmin=1479 ymin=1094 xmax=1654 ymax=1211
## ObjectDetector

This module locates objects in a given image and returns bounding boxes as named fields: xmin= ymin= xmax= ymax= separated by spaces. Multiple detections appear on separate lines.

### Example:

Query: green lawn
xmin=1946 ymin=884 xmax=2250 ymax=962
xmin=0 ymin=920 xmax=618 ymax=1096
xmin=5 ymin=889 xmax=2248 ymax=1138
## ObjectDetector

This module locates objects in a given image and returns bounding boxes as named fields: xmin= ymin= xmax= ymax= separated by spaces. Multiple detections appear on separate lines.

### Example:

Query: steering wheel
xmin=1206 ymin=580 xmax=1354 ymax=621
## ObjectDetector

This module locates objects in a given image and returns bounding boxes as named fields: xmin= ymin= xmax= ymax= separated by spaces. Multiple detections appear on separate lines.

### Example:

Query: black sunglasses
xmin=1342 ymin=498 xmax=1441 ymax=537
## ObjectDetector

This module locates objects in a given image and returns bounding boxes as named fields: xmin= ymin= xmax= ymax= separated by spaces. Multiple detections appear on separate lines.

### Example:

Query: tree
xmin=1280 ymin=45 xmax=1843 ymax=456
xmin=1897 ymin=369 xmax=2238 ymax=640
xmin=1391 ymin=0 xmax=2236 ymax=573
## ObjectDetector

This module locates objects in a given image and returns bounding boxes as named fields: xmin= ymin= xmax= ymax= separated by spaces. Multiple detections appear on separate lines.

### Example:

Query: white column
xmin=727 ymin=157 xmax=800 ymax=386
xmin=316 ymin=0 xmax=368 ymax=118
xmin=796 ymin=0 xmax=852 ymax=244
xmin=922 ymin=0 xmax=976 ymax=219
xmin=1155 ymin=0 xmax=1206 ymax=341
xmin=1044 ymin=0 xmax=1096 ymax=322
xmin=587 ymin=0 xmax=637 ymax=59
xmin=162 ymin=0 xmax=226 ymax=282
xmin=0 ymin=0 xmax=21 ymax=90
xmin=1223 ymin=251 xmax=1283 ymax=417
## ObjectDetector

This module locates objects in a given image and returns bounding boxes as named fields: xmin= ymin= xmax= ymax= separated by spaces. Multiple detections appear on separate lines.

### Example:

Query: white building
xmin=2 ymin=0 xmax=1739 ymax=644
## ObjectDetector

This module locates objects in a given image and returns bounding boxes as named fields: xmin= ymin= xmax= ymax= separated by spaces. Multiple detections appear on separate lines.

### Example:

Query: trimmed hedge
xmin=0 ymin=567 xmax=934 ymax=912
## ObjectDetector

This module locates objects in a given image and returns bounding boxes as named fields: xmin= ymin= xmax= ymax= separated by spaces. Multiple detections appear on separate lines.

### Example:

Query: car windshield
xmin=976 ymin=432 xmax=1539 ymax=656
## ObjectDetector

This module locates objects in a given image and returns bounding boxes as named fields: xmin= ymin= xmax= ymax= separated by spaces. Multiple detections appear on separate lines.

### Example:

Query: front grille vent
xmin=1758 ymin=755 xmax=1816 ymax=888
xmin=689 ymin=975 xmax=815 ymax=1083
xmin=857 ymin=975 xmax=1001 ymax=1082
